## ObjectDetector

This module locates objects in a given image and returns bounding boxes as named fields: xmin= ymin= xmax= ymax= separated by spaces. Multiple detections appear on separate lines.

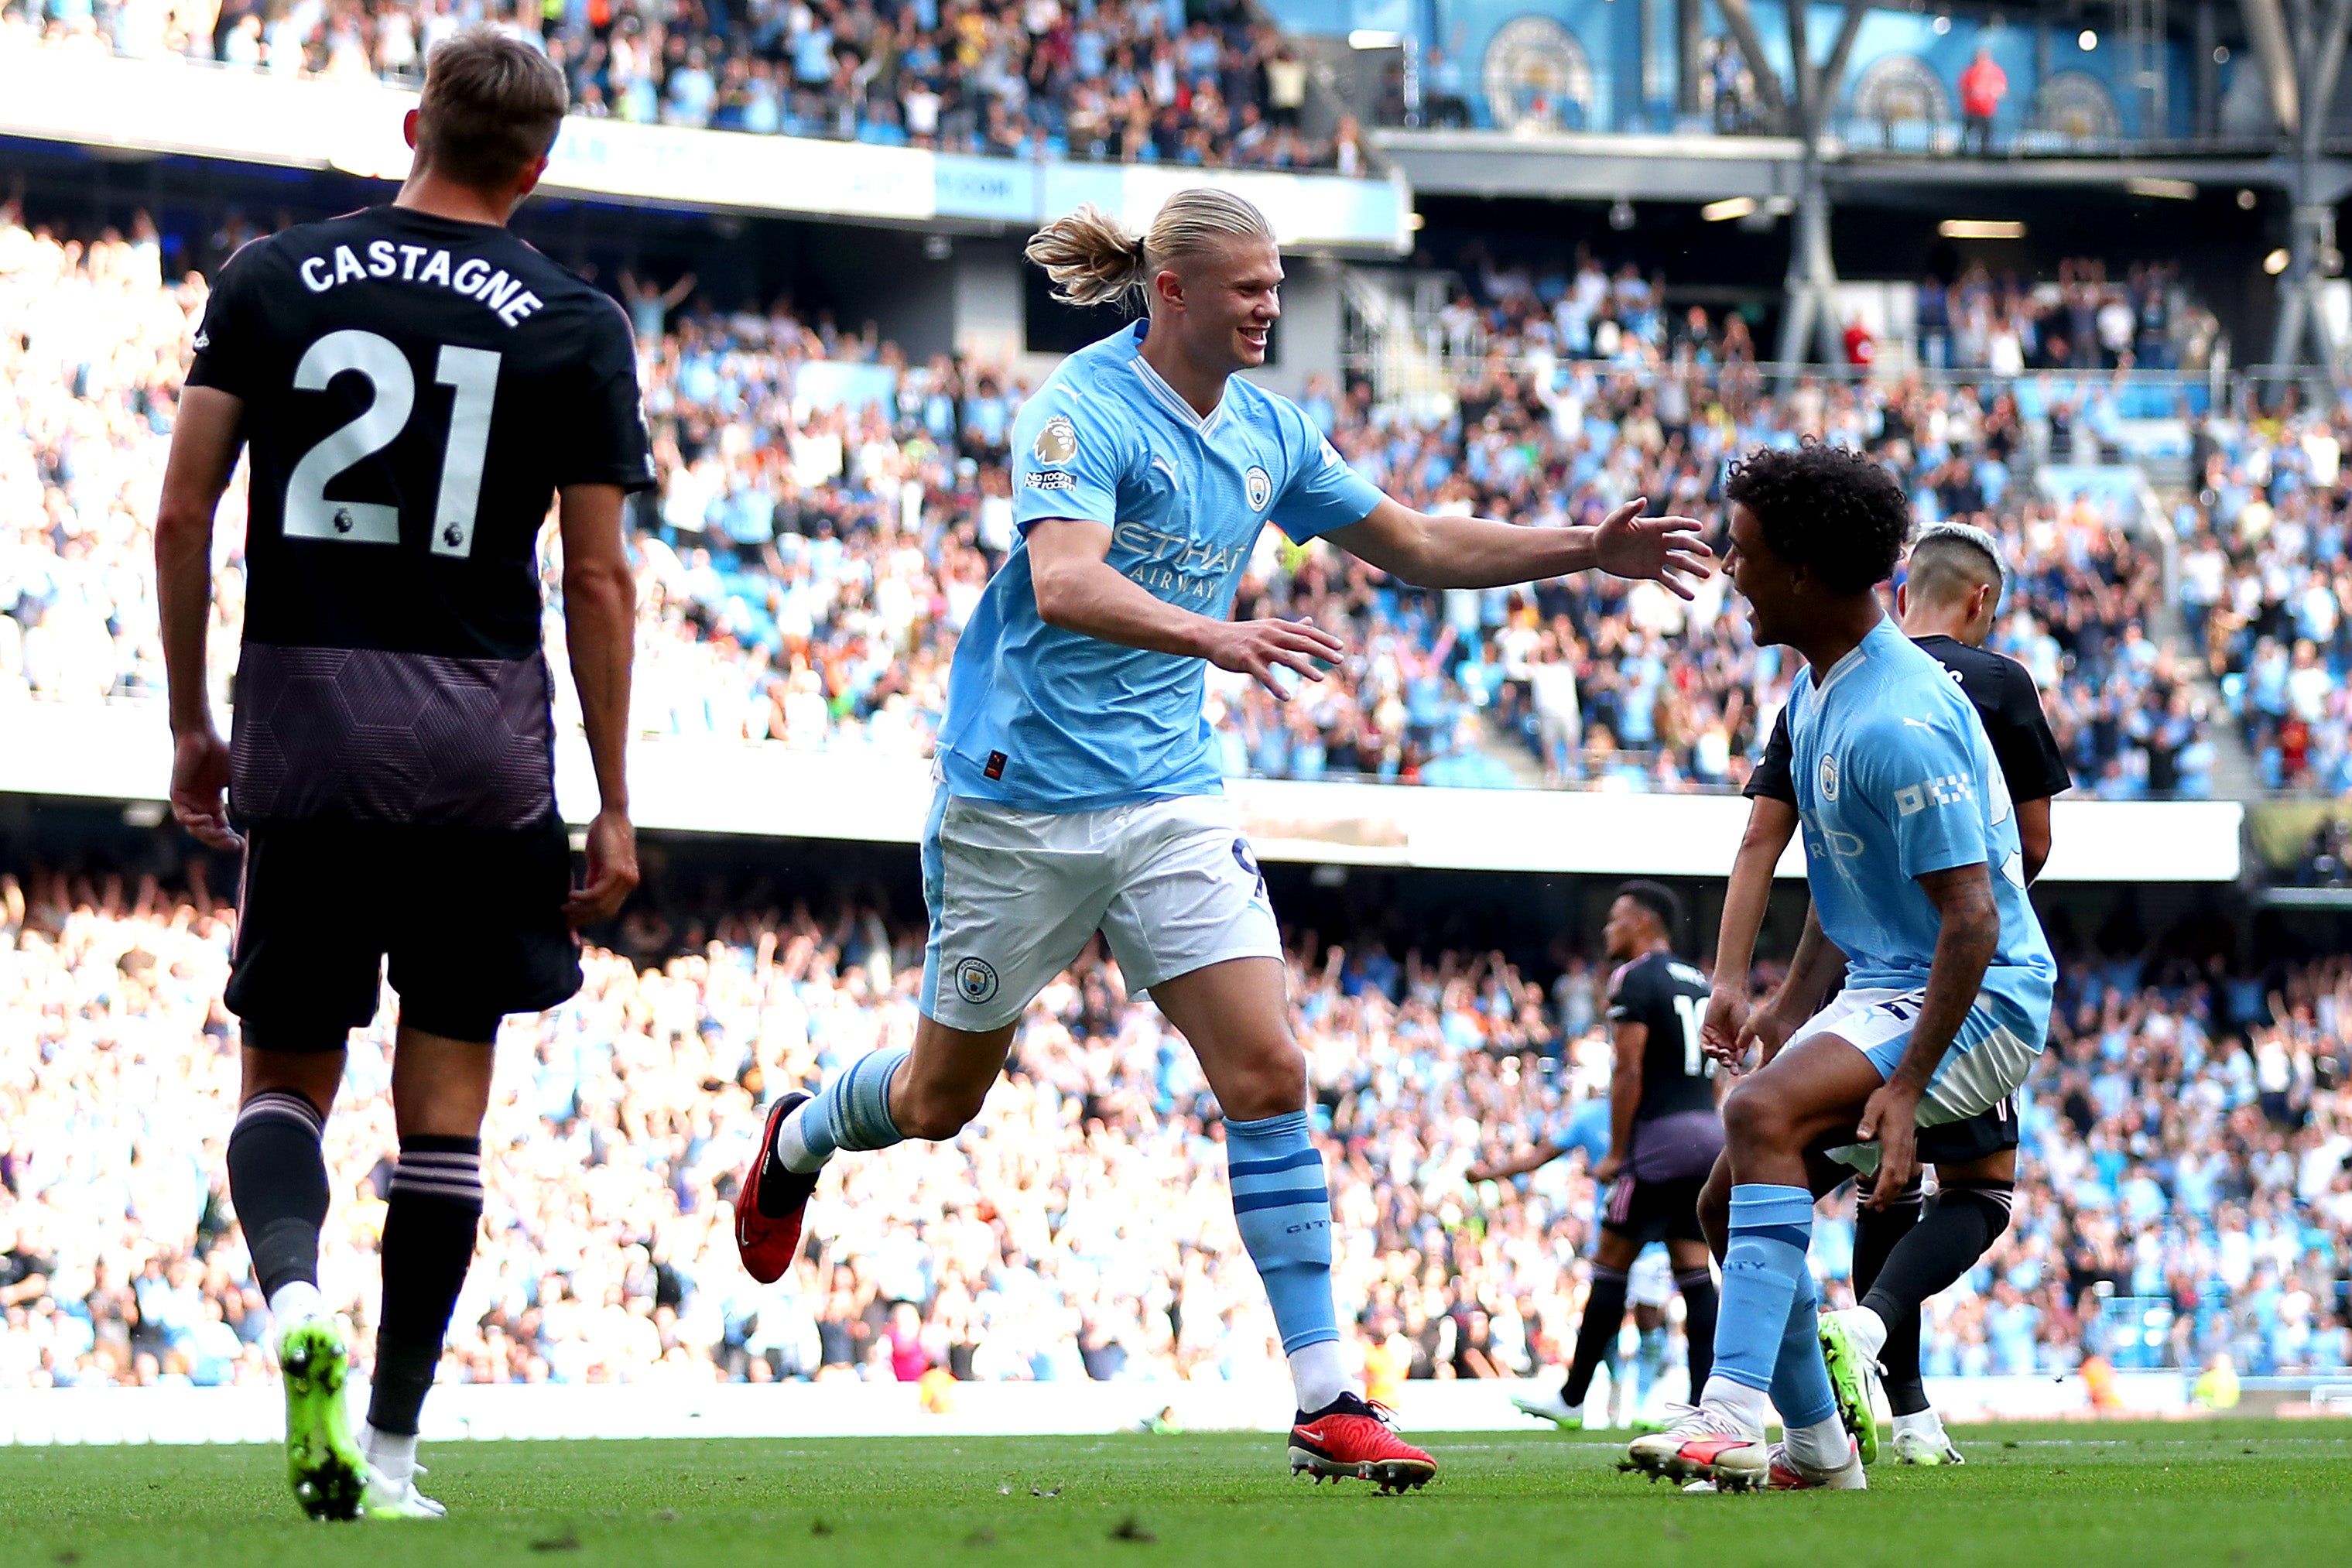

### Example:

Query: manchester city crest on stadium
xmin=953 ymin=957 xmax=999 ymax=1004
xmin=1244 ymin=465 xmax=1272 ymax=512
xmin=1820 ymin=752 xmax=1840 ymax=803
xmin=1033 ymin=415 xmax=1077 ymax=465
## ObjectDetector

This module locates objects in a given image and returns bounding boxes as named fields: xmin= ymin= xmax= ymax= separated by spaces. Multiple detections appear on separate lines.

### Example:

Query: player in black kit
xmin=154 ymin=29 xmax=650 ymax=1521
xmin=1474 ymin=881 xmax=1722 ymax=1429
xmin=1703 ymin=521 xmax=2070 ymax=1466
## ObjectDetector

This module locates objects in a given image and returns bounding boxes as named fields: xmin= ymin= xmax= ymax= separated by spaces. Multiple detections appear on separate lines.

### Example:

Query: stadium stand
xmin=6 ymin=0 xmax=1352 ymax=169
xmin=0 ymin=869 xmax=2343 ymax=1392
xmin=2180 ymin=409 xmax=2352 ymax=795
xmin=0 ymin=204 xmax=2233 ymax=798
xmin=1912 ymin=260 xmax=2213 ymax=377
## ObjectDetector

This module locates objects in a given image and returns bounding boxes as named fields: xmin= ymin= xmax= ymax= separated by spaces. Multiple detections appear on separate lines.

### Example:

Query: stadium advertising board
xmin=0 ymin=43 xmax=1410 ymax=252
xmin=0 ymin=707 xmax=2242 ymax=882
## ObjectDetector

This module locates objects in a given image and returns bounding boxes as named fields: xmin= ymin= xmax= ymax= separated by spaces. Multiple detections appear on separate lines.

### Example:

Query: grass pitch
xmin=1 ymin=1421 xmax=2346 ymax=1567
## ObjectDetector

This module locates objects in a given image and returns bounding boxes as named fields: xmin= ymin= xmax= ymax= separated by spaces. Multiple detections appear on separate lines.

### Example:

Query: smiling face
xmin=1723 ymin=499 xmax=1805 ymax=648
xmin=1157 ymin=235 xmax=1282 ymax=375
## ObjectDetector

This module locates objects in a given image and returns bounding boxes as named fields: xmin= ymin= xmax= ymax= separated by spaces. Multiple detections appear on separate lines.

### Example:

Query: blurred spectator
xmin=1958 ymin=47 xmax=2005 ymax=156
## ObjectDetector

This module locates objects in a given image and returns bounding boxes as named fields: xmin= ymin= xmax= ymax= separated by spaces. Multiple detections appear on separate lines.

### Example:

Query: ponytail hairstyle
xmin=1024 ymin=189 xmax=1278 ymax=310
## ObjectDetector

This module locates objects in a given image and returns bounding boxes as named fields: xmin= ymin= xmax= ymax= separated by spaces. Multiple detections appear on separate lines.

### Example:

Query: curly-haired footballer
xmin=1705 ymin=517 xmax=2072 ymax=1469
xmin=1620 ymin=443 xmax=2057 ymax=1492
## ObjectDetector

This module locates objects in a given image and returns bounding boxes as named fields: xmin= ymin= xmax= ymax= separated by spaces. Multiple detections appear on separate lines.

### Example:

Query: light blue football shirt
xmin=1553 ymin=1095 xmax=1614 ymax=1165
xmin=1785 ymin=618 xmax=2057 ymax=1046
xmin=938 ymin=319 xmax=1384 ymax=812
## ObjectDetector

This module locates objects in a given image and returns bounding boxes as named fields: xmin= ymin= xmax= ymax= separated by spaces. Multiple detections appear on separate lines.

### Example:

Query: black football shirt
xmin=186 ymin=205 xmax=654 ymax=830
xmin=1604 ymin=950 xmax=1718 ymax=1122
xmin=1748 ymin=632 xmax=2073 ymax=810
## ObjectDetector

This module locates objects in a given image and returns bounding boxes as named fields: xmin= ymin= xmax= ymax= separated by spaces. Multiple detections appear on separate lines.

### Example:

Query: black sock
xmin=225 ymin=1090 xmax=330 ymax=1302
xmin=367 ymin=1135 xmax=484 ymax=1436
xmin=1674 ymin=1267 xmax=1717 ymax=1392
xmin=1861 ymin=1180 xmax=2014 ymax=1418
xmin=1850 ymin=1178 xmax=1922 ymax=1299
xmin=1561 ymin=1266 xmax=1629 ymax=1407
xmin=1850 ymin=1179 xmax=1924 ymax=1410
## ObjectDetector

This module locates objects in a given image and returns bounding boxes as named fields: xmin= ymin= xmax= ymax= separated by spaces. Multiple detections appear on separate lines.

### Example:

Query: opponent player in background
xmin=1473 ymin=882 xmax=1719 ymax=1432
xmin=1706 ymin=522 xmax=2070 ymax=1466
xmin=734 ymin=188 xmax=1711 ymax=1491
xmin=1623 ymin=446 xmax=2055 ymax=1492
xmin=156 ymin=29 xmax=648 ymax=1519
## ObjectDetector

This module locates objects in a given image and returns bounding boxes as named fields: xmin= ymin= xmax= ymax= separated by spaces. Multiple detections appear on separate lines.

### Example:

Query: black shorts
xmin=1599 ymin=1174 xmax=1709 ymax=1246
xmin=1915 ymin=1095 xmax=2021 ymax=1166
xmin=227 ymin=814 xmax=580 ymax=1047
xmin=1805 ymin=1096 xmax=2020 ymax=1183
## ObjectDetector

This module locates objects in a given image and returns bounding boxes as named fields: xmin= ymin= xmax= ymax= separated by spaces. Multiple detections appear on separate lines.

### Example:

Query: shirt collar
xmin=1812 ymin=617 xmax=1888 ymax=700
xmin=1127 ymin=320 xmax=1227 ymax=433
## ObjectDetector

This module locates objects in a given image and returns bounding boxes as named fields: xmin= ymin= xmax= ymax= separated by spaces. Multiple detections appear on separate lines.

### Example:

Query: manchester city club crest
xmin=1244 ymin=465 xmax=1272 ymax=512
xmin=1820 ymin=752 xmax=1840 ymax=803
xmin=1032 ymin=415 xmax=1077 ymax=465
xmin=953 ymin=957 xmax=999 ymax=1004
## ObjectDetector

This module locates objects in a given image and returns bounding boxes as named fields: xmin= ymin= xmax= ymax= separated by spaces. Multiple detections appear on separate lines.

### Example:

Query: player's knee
xmin=1218 ymin=1039 xmax=1307 ymax=1122
xmin=895 ymin=1077 xmax=986 ymax=1142
xmin=1721 ymin=1080 xmax=1792 ymax=1155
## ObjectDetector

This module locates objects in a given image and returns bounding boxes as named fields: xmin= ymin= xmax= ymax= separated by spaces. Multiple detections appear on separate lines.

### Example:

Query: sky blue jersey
xmin=936 ymin=320 xmax=1385 ymax=812
xmin=1786 ymin=618 xmax=2057 ymax=1046
xmin=1555 ymin=1095 xmax=1614 ymax=1165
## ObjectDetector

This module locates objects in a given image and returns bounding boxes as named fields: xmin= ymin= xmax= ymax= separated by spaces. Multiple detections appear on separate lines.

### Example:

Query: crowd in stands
xmin=0 ymin=204 xmax=2223 ymax=801
xmin=1302 ymin=245 xmax=2210 ymax=796
xmin=4 ymin=0 xmax=1355 ymax=171
xmin=2 ymin=868 xmax=2346 ymax=1395
xmin=1915 ymin=259 xmax=2221 ymax=378
xmin=2179 ymin=403 xmax=2352 ymax=794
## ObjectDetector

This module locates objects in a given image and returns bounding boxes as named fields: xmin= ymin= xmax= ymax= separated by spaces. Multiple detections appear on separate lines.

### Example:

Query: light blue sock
xmin=1712 ymin=1183 xmax=1815 ymax=1395
xmin=1224 ymin=1111 xmax=1338 ymax=1355
xmin=1768 ymin=1258 xmax=1838 ymax=1430
xmin=796 ymin=1045 xmax=910 ymax=1162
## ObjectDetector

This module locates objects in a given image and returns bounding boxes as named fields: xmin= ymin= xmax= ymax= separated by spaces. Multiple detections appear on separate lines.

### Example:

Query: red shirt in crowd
xmin=1960 ymin=56 xmax=2008 ymax=118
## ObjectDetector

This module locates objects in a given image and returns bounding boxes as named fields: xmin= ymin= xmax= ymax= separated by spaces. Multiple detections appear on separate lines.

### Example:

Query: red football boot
xmin=1620 ymin=1403 xmax=1770 ymax=1491
xmin=734 ymin=1091 xmax=818 ymax=1284
xmin=1765 ymin=1440 xmax=1868 ymax=1490
xmin=1289 ymin=1393 xmax=1437 ymax=1493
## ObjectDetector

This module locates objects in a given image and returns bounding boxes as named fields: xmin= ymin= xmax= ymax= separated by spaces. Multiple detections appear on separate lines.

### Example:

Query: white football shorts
xmin=1788 ymin=985 xmax=2041 ymax=1176
xmin=1627 ymin=1247 xmax=1675 ymax=1310
xmin=919 ymin=786 xmax=1283 ymax=1032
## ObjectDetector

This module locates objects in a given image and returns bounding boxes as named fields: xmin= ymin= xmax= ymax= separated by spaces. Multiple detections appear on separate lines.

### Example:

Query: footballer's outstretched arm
xmin=154 ymin=385 xmax=246 ymax=851
xmin=1025 ymin=516 xmax=1344 ymax=696
xmin=1854 ymin=861 xmax=2001 ymax=1207
xmin=1327 ymin=494 xmax=1712 ymax=596
xmin=1466 ymin=1141 xmax=1570 ymax=1183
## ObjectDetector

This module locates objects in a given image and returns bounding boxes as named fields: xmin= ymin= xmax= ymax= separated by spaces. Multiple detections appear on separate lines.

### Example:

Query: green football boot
xmin=1816 ymin=1309 xmax=1883 ymax=1467
xmin=278 ymin=1318 xmax=368 ymax=1520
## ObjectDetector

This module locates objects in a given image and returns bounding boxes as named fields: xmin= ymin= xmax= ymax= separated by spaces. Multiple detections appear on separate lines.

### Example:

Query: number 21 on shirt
xmin=285 ymin=330 xmax=498 ymax=559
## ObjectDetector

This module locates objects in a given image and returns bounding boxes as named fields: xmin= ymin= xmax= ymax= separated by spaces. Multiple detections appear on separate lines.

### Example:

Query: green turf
xmin=1 ymin=1421 xmax=2347 ymax=1567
